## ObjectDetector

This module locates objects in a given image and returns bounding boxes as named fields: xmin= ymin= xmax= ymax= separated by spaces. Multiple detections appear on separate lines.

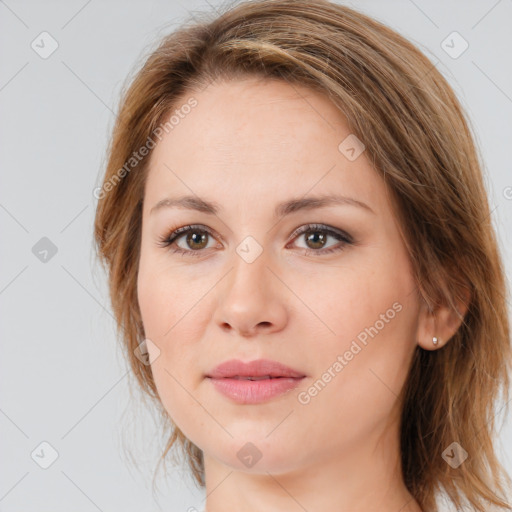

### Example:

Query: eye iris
xmin=186 ymin=231 xmax=208 ymax=250
xmin=306 ymin=230 xmax=327 ymax=249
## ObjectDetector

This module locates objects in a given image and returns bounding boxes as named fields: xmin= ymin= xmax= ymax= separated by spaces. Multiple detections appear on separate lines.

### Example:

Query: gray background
xmin=1 ymin=0 xmax=511 ymax=510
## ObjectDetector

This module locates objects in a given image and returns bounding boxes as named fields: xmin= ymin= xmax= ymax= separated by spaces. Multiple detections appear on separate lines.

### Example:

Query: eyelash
xmin=156 ymin=223 xmax=353 ymax=258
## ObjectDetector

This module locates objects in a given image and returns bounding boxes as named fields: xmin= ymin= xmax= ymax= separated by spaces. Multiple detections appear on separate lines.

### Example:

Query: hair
xmin=93 ymin=0 xmax=512 ymax=510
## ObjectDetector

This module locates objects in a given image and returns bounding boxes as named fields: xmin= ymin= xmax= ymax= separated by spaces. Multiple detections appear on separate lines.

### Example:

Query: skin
xmin=137 ymin=76 xmax=465 ymax=512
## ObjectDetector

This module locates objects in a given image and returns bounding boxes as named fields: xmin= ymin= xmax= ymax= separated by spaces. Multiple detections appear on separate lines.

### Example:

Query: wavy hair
xmin=93 ymin=1 xmax=512 ymax=510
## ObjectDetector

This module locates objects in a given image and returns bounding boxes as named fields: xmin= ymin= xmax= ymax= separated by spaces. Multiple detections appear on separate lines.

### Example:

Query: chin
xmin=203 ymin=434 xmax=306 ymax=475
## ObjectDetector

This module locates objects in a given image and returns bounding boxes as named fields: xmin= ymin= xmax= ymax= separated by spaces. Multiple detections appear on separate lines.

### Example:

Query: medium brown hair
xmin=93 ymin=0 xmax=512 ymax=510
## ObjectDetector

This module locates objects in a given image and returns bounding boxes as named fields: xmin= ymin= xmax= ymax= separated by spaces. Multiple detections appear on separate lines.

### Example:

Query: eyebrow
xmin=150 ymin=193 xmax=375 ymax=217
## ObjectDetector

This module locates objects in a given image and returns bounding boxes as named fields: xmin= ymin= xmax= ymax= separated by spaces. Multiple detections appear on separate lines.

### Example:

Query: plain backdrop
xmin=1 ymin=0 xmax=511 ymax=510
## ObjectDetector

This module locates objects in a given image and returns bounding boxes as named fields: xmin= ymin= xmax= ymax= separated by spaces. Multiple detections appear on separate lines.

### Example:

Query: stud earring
xmin=432 ymin=336 xmax=439 ymax=346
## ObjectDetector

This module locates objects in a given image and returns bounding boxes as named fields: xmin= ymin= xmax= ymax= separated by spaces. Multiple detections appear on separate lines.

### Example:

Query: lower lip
xmin=207 ymin=377 xmax=304 ymax=404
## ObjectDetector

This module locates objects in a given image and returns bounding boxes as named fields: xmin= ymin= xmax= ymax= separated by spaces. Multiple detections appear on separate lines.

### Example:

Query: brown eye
xmin=304 ymin=229 xmax=328 ymax=250
xmin=184 ymin=230 xmax=209 ymax=250
xmin=290 ymin=224 xmax=353 ymax=256
xmin=157 ymin=225 xmax=217 ymax=257
xmin=157 ymin=223 xmax=353 ymax=258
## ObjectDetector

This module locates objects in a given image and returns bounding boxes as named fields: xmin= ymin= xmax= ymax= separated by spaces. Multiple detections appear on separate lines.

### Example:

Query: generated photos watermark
xmin=297 ymin=301 xmax=403 ymax=405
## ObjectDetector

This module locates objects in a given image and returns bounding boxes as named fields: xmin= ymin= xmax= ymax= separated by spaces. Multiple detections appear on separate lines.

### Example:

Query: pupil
xmin=307 ymin=230 xmax=326 ymax=249
xmin=187 ymin=231 xmax=207 ymax=249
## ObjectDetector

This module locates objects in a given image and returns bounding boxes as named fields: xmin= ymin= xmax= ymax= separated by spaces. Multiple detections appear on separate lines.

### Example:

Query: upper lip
xmin=206 ymin=359 xmax=306 ymax=379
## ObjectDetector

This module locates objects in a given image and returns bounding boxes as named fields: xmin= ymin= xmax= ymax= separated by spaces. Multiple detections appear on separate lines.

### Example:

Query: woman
xmin=93 ymin=1 xmax=512 ymax=510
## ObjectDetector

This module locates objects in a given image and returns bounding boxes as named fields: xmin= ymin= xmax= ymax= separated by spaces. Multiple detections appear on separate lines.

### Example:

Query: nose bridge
xmin=213 ymin=238 xmax=287 ymax=336
xmin=227 ymin=239 xmax=274 ymax=303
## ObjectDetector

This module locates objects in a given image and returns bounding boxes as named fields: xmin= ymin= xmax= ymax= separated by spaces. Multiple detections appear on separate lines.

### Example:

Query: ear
xmin=416 ymin=287 xmax=471 ymax=351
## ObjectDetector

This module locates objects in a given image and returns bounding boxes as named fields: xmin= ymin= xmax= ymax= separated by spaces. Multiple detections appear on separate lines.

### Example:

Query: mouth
xmin=224 ymin=375 xmax=295 ymax=380
xmin=206 ymin=375 xmax=305 ymax=404
xmin=206 ymin=358 xmax=306 ymax=380
xmin=205 ymin=359 xmax=306 ymax=404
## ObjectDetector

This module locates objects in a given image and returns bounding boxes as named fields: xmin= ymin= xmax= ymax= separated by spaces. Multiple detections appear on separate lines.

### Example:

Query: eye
xmin=156 ymin=224 xmax=217 ymax=257
xmin=156 ymin=223 xmax=353 ymax=257
xmin=288 ymin=223 xmax=353 ymax=255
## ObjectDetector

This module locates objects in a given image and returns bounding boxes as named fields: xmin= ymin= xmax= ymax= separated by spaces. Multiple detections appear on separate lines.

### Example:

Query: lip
xmin=206 ymin=358 xmax=306 ymax=379
xmin=205 ymin=359 xmax=306 ymax=404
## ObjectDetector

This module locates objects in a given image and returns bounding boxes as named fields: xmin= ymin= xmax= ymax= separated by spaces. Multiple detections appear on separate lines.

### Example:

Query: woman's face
xmin=137 ymin=77 xmax=423 ymax=474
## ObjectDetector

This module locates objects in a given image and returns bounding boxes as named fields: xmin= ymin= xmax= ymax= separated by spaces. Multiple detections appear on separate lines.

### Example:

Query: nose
xmin=213 ymin=251 xmax=288 ymax=338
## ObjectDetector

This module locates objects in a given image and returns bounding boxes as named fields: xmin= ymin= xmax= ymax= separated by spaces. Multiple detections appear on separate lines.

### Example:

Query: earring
xmin=432 ymin=336 xmax=439 ymax=346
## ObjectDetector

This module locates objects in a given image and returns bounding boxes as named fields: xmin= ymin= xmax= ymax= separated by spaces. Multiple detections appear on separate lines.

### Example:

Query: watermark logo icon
xmin=441 ymin=31 xmax=469 ymax=59
xmin=442 ymin=441 xmax=468 ymax=468
xmin=237 ymin=442 xmax=262 ymax=468
xmin=134 ymin=338 xmax=161 ymax=365
xmin=236 ymin=236 xmax=263 ymax=264
xmin=31 ymin=31 xmax=59 ymax=59
xmin=31 ymin=441 xmax=59 ymax=469
xmin=32 ymin=237 xmax=58 ymax=263
xmin=338 ymin=134 xmax=365 ymax=161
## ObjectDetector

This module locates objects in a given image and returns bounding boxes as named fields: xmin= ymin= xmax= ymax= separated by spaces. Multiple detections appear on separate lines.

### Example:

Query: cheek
xmin=137 ymin=258 xmax=211 ymax=422
xmin=298 ymin=254 xmax=405 ymax=342
xmin=301 ymin=252 xmax=418 ymax=409
xmin=137 ymin=268 xmax=192 ymax=372
xmin=294 ymin=292 xmax=418 ymax=453
xmin=137 ymin=255 xmax=198 ymax=339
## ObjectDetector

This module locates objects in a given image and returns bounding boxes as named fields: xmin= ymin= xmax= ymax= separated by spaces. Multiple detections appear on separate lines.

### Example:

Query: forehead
xmin=143 ymin=77 xmax=388 ymax=218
